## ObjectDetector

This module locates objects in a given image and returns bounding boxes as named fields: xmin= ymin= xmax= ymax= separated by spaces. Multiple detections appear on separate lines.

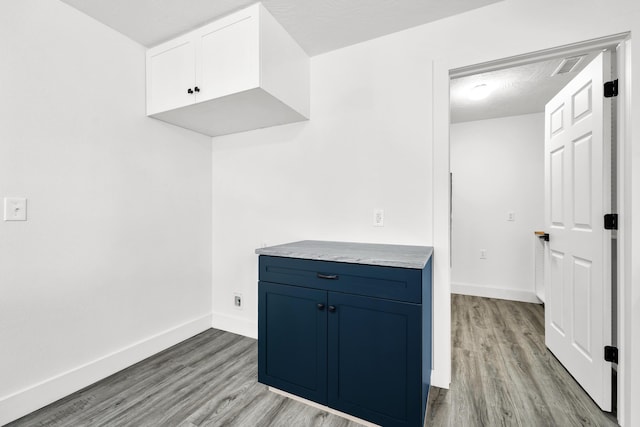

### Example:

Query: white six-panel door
xmin=544 ymin=51 xmax=612 ymax=411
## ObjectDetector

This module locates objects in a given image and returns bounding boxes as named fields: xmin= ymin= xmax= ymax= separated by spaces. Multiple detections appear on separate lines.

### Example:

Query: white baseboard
xmin=451 ymin=282 xmax=542 ymax=304
xmin=0 ymin=313 xmax=212 ymax=426
xmin=430 ymin=369 xmax=450 ymax=389
xmin=211 ymin=311 xmax=257 ymax=339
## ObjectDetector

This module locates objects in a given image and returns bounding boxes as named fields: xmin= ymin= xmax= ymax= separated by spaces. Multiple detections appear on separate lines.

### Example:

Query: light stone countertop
xmin=255 ymin=240 xmax=433 ymax=269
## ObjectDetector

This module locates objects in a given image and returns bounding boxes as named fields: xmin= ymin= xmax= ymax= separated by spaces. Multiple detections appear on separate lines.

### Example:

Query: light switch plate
xmin=4 ymin=197 xmax=27 ymax=221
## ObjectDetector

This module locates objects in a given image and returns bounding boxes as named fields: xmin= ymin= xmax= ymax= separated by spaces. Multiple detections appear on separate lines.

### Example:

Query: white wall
xmin=2 ymin=1 xmax=637 ymax=425
xmin=0 ymin=1 xmax=212 ymax=424
xmin=211 ymin=38 xmax=433 ymax=337
xmin=211 ymin=0 xmax=640 ymax=425
xmin=451 ymin=113 xmax=544 ymax=303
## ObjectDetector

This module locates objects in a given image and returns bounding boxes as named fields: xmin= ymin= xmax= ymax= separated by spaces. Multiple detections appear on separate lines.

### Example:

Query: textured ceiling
xmin=450 ymin=51 xmax=600 ymax=123
xmin=59 ymin=0 xmax=500 ymax=55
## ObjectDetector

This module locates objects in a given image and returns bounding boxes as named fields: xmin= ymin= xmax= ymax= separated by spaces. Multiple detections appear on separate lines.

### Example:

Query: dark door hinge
xmin=604 ymin=79 xmax=618 ymax=98
xmin=604 ymin=214 xmax=618 ymax=230
xmin=604 ymin=346 xmax=618 ymax=364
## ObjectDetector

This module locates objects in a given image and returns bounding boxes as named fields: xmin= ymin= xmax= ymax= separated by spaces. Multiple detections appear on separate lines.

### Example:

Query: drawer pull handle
xmin=317 ymin=273 xmax=338 ymax=280
xmin=328 ymin=305 xmax=337 ymax=313
xmin=317 ymin=303 xmax=325 ymax=311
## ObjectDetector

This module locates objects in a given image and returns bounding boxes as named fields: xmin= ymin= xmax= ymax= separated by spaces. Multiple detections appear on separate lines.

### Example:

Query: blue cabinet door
xmin=327 ymin=292 xmax=422 ymax=427
xmin=258 ymin=281 xmax=328 ymax=404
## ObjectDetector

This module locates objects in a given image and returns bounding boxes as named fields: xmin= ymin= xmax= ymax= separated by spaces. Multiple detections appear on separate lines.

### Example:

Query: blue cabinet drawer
xmin=259 ymin=255 xmax=422 ymax=303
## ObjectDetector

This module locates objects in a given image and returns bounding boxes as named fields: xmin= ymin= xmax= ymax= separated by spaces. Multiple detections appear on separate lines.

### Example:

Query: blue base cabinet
xmin=258 ymin=282 xmax=328 ymax=404
xmin=258 ymin=255 xmax=432 ymax=427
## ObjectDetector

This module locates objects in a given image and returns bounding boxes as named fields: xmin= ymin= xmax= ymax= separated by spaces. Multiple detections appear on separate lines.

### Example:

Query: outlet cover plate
xmin=373 ymin=209 xmax=384 ymax=227
xmin=233 ymin=293 xmax=243 ymax=310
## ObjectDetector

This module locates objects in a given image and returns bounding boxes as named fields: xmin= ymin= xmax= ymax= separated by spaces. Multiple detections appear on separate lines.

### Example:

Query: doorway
xmin=447 ymin=34 xmax=629 ymax=423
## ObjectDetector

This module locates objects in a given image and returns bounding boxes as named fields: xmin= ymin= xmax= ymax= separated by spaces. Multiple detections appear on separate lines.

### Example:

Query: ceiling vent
xmin=551 ymin=55 xmax=585 ymax=76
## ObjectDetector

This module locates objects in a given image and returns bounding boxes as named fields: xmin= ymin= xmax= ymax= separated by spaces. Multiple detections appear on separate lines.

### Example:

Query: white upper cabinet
xmin=197 ymin=14 xmax=259 ymax=102
xmin=147 ymin=36 xmax=196 ymax=114
xmin=146 ymin=3 xmax=309 ymax=137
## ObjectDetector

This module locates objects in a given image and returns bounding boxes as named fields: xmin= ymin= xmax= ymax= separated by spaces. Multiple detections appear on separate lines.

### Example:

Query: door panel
xmin=197 ymin=14 xmax=259 ymax=102
xmin=550 ymin=103 xmax=565 ymax=135
xmin=572 ymin=257 xmax=592 ymax=357
xmin=549 ymin=250 xmax=565 ymax=335
xmin=327 ymin=292 xmax=421 ymax=427
xmin=550 ymin=147 xmax=565 ymax=226
xmin=258 ymin=281 xmax=327 ymax=404
xmin=147 ymin=37 xmax=195 ymax=114
xmin=573 ymin=134 xmax=593 ymax=228
xmin=572 ymin=82 xmax=592 ymax=122
xmin=544 ymin=51 xmax=612 ymax=411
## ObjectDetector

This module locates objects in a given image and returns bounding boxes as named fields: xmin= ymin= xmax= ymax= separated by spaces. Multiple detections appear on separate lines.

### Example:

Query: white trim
xmin=451 ymin=282 xmax=541 ymax=304
xmin=430 ymin=369 xmax=450 ymax=390
xmin=616 ymin=36 xmax=632 ymax=427
xmin=450 ymin=32 xmax=629 ymax=78
xmin=268 ymin=387 xmax=380 ymax=427
xmin=432 ymin=59 xmax=452 ymax=390
xmin=211 ymin=311 xmax=257 ymax=339
xmin=0 ymin=313 xmax=212 ymax=426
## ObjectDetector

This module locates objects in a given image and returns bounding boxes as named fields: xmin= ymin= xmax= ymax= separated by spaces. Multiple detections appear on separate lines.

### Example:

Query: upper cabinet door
xmin=196 ymin=13 xmax=260 ymax=102
xmin=146 ymin=36 xmax=196 ymax=115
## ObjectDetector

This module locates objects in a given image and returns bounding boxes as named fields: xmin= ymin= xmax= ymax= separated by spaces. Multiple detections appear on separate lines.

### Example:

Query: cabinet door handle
xmin=187 ymin=88 xmax=194 ymax=94
xmin=328 ymin=305 xmax=337 ymax=313
xmin=317 ymin=303 xmax=325 ymax=311
xmin=317 ymin=273 xmax=338 ymax=280
xmin=194 ymin=86 xmax=200 ymax=92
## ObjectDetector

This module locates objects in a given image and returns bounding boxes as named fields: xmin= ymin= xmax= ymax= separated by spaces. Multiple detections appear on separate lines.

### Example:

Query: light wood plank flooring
xmin=8 ymin=295 xmax=617 ymax=426
xmin=7 ymin=329 xmax=361 ymax=427
xmin=425 ymin=294 xmax=618 ymax=426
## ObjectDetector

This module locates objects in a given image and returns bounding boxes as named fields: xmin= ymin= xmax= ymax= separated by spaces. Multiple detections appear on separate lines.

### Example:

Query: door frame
xmin=441 ymin=32 xmax=631 ymax=423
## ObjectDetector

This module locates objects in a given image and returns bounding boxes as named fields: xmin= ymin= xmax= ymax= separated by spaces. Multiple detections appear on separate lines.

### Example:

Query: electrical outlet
xmin=373 ymin=209 xmax=384 ymax=227
xmin=507 ymin=211 xmax=515 ymax=221
xmin=480 ymin=249 xmax=487 ymax=259
xmin=233 ymin=293 xmax=243 ymax=310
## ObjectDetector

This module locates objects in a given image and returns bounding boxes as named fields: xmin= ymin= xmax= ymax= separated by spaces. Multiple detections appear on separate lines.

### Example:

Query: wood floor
xmin=425 ymin=294 xmax=618 ymax=427
xmin=8 ymin=295 xmax=617 ymax=427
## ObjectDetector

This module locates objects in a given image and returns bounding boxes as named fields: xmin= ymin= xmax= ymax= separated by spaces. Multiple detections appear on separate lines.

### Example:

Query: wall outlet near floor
xmin=507 ymin=211 xmax=515 ymax=221
xmin=480 ymin=249 xmax=487 ymax=259
xmin=233 ymin=293 xmax=243 ymax=310
xmin=373 ymin=209 xmax=384 ymax=227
